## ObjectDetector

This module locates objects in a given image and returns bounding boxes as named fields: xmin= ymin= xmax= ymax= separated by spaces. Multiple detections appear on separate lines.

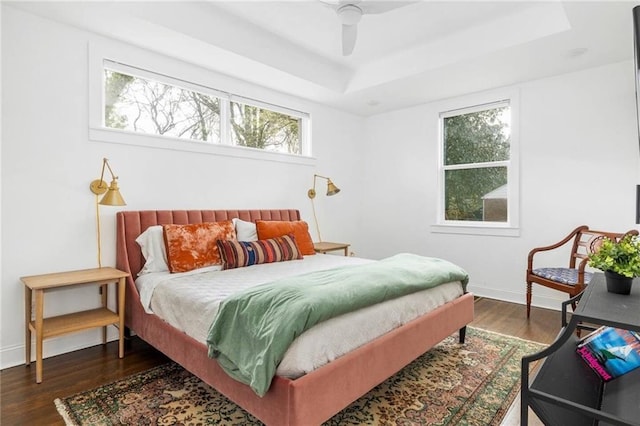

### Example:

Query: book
xmin=576 ymin=326 xmax=640 ymax=381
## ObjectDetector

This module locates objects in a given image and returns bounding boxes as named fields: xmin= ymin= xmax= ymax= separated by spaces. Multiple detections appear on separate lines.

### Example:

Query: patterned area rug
xmin=55 ymin=327 xmax=544 ymax=425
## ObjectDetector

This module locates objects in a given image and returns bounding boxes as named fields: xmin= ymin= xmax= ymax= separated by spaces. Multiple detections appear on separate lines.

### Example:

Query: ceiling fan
xmin=322 ymin=0 xmax=415 ymax=56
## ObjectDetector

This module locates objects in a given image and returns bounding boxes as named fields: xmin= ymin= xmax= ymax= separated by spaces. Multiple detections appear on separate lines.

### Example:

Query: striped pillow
xmin=216 ymin=234 xmax=303 ymax=270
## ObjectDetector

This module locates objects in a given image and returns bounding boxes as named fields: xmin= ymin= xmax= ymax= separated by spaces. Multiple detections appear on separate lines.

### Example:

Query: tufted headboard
xmin=116 ymin=209 xmax=300 ymax=279
xmin=115 ymin=209 xmax=300 ymax=329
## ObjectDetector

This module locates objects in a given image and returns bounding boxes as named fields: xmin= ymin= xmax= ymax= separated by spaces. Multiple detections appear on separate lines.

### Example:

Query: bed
xmin=116 ymin=209 xmax=475 ymax=425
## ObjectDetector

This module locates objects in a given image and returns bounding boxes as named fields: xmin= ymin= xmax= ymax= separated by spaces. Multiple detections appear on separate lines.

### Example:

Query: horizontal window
xmin=229 ymin=100 xmax=301 ymax=155
xmin=105 ymin=68 xmax=222 ymax=143
xmin=89 ymin=43 xmax=312 ymax=163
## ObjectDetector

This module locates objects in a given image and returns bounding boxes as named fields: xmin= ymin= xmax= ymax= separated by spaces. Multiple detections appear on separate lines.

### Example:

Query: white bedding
xmin=136 ymin=255 xmax=464 ymax=379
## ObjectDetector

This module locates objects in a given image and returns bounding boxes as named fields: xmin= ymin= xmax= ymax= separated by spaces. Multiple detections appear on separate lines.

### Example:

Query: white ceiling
xmin=8 ymin=1 xmax=638 ymax=116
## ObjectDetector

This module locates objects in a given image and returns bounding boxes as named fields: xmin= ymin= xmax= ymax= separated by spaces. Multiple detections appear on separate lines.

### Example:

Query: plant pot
xmin=604 ymin=270 xmax=633 ymax=295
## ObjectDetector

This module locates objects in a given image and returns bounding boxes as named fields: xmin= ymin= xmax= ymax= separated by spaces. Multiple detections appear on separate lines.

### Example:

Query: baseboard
xmin=468 ymin=284 xmax=565 ymax=312
xmin=1 ymin=328 xmax=120 ymax=370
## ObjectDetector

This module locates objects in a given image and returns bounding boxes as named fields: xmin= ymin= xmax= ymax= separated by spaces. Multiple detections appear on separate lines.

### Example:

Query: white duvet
xmin=136 ymin=255 xmax=464 ymax=379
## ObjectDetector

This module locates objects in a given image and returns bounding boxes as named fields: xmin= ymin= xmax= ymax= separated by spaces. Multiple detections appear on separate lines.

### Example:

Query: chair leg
xmin=526 ymin=281 xmax=532 ymax=318
xmin=568 ymin=295 xmax=581 ymax=337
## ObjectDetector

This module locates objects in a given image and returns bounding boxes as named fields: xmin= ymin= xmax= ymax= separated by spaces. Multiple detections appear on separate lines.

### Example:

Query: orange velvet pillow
xmin=255 ymin=220 xmax=315 ymax=256
xmin=163 ymin=221 xmax=236 ymax=273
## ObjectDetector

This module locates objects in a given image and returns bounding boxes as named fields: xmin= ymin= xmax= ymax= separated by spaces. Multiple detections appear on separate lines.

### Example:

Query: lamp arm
xmin=90 ymin=158 xmax=120 ymax=196
xmin=103 ymin=158 xmax=118 ymax=180
xmin=98 ymin=158 xmax=107 ymax=183
xmin=308 ymin=174 xmax=331 ymax=199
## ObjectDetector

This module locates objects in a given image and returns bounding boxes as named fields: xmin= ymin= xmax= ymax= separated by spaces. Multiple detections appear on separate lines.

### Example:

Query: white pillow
xmin=135 ymin=225 xmax=169 ymax=275
xmin=232 ymin=218 xmax=258 ymax=241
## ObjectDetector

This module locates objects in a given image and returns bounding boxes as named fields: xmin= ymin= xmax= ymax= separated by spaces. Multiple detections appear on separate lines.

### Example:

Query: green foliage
xmin=230 ymin=103 xmax=300 ymax=153
xmin=443 ymin=107 xmax=510 ymax=221
xmin=444 ymin=107 xmax=510 ymax=165
xmin=588 ymin=235 xmax=640 ymax=278
xmin=104 ymin=70 xmax=134 ymax=129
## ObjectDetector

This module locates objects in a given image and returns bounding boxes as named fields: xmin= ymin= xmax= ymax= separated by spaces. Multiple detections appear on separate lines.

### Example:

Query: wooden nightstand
xmin=21 ymin=267 xmax=129 ymax=383
xmin=313 ymin=241 xmax=350 ymax=256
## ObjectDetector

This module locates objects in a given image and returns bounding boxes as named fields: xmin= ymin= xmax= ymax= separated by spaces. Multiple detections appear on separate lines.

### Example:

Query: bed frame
xmin=116 ymin=209 xmax=475 ymax=425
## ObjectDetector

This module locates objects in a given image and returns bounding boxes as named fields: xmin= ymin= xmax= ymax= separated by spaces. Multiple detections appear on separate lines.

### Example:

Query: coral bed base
xmin=116 ymin=209 xmax=474 ymax=426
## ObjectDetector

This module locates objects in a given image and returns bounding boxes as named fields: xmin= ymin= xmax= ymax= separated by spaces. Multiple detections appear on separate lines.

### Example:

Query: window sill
xmin=430 ymin=224 xmax=520 ymax=237
xmin=89 ymin=127 xmax=316 ymax=166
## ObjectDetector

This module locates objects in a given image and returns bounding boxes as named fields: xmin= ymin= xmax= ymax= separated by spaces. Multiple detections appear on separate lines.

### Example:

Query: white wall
xmin=358 ymin=60 xmax=640 ymax=308
xmin=0 ymin=6 xmax=364 ymax=368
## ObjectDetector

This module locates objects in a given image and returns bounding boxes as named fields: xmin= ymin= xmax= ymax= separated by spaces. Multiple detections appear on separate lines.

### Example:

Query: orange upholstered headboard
xmin=116 ymin=209 xmax=301 ymax=279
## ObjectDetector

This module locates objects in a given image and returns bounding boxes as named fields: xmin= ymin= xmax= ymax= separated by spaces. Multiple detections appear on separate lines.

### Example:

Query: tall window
xmin=102 ymin=62 xmax=307 ymax=156
xmin=440 ymin=100 xmax=512 ymax=224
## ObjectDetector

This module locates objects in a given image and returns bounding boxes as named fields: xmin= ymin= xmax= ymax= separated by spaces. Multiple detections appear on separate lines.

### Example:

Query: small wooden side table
xmin=313 ymin=241 xmax=350 ymax=256
xmin=21 ymin=267 xmax=129 ymax=383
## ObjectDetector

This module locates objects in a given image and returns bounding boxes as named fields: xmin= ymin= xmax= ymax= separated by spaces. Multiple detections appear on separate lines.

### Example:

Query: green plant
xmin=588 ymin=234 xmax=640 ymax=278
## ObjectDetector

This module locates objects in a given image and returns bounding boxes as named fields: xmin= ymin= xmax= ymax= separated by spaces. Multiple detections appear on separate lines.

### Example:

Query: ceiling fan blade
xmin=342 ymin=24 xmax=358 ymax=56
xmin=318 ymin=0 xmax=339 ymax=9
xmin=359 ymin=1 xmax=415 ymax=15
xmin=319 ymin=0 xmax=360 ymax=11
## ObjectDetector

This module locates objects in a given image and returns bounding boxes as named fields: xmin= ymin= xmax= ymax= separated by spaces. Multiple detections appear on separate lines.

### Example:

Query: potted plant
xmin=588 ymin=234 xmax=640 ymax=294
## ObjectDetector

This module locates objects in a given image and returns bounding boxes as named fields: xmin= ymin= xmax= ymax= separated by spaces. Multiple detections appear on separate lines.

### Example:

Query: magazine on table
xmin=576 ymin=326 xmax=640 ymax=381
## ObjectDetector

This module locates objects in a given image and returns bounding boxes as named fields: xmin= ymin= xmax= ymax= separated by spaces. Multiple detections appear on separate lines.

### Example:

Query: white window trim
xmin=431 ymin=88 xmax=520 ymax=237
xmin=227 ymin=93 xmax=311 ymax=157
xmin=88 ymin=40 xmax=314 ymax=165
xmin=105 ymin=59 xmax=229 ymax=102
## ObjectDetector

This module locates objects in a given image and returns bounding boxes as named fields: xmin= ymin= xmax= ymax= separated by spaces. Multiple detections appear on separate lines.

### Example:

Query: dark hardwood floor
xmin=0 ymin=298 xmax=561 ymax=425
xmin=472 ymin=297 xmax=561 ymax=345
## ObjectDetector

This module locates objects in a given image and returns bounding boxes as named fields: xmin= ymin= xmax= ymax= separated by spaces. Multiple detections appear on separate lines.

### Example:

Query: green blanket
xmin=206 ymin=253 xmax=469 ymax=396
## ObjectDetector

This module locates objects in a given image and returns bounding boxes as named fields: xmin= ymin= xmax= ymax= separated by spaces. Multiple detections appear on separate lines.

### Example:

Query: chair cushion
xmin=532 ymin=268 xmax=593 ymax=285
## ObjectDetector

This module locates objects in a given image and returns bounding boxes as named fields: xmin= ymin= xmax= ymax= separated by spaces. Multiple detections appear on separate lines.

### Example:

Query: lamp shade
xmin=326 ymin=179 xmax=340 ymax=196
xmin=99 ymin=179 xmax=126 ymax=206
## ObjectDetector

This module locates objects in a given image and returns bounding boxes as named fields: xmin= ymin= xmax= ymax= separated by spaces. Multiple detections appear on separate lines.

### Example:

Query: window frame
xmin=89 ymin=40 xmax=314 ymax=165
xmin=103 ymin=62 xmax=226 ymax=145
xmin=431 ymin=89 xmax=520 ymax=237
xmin=227 ymin=94 xmax=307 ymax=155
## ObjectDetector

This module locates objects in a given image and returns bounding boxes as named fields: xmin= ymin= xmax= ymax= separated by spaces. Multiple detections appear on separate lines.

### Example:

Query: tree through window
xmin=105 ymin=69 xmax=221 ymax=143
xmin=104 ymin=67 xmax=305 ymax=155
xmin=230 ymin=101 xmax=300 ymax=153
xmin=441 ymin=101 xmax=511 ymax=223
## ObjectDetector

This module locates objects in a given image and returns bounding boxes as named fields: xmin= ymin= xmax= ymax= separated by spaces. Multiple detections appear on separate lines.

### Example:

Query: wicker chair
xmin=526 ymin=225 xmax=639 ymax=318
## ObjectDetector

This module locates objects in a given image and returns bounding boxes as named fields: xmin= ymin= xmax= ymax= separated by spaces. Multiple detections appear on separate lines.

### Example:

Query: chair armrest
xmin=527 ymin=225 xmax=589 ymax=270
xmin=576 ymin=257 xmax=591 ymax=284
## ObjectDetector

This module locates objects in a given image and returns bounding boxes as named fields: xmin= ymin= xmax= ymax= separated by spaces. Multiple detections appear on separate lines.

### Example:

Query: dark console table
xmin=521 ymin=273 xmax=640 ymax=426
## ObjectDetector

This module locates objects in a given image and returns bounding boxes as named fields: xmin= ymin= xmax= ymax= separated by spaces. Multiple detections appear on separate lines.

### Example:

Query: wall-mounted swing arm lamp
xmin=307 ymin=174 xmax=340 ymax=242
xmin=89 ymin=158 xmax=126 ymax=268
